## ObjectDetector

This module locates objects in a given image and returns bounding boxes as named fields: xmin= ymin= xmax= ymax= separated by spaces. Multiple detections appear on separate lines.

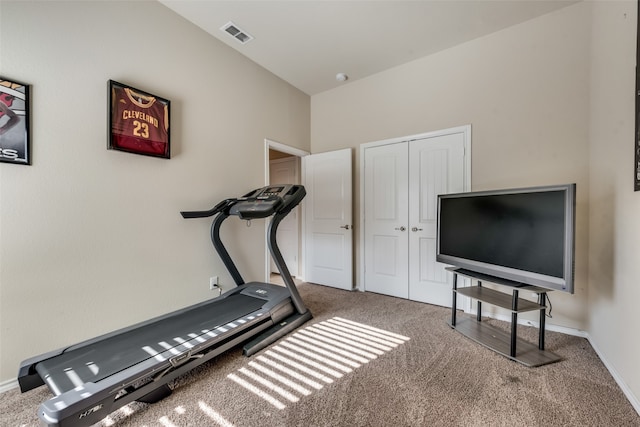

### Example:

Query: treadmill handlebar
xmin=180 ymin=199 xmax=236 ymax=219
xmin=183 ymin=185 xmax=306 ymax=221
xmin=276 ymin=185 xmax=306 ymax=216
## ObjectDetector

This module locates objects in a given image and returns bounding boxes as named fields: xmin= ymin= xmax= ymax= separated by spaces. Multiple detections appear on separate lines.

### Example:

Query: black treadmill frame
xmin=17 ymin=184 xmax=312 ymax=427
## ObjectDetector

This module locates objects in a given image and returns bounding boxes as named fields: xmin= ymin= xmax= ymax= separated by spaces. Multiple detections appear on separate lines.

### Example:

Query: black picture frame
xmin=108 ymin=80 xmax=170 ymax=159
xmin=635 ymin=0 xmax=640 ymax=191
xmin=0 ymin=77 xmax=31 ymax=165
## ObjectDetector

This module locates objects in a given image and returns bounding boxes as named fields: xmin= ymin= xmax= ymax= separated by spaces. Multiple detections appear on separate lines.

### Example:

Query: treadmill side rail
xmin=243 ymin=311 xmax=313 ymax=356
xmin=38 ymin=382 xmax=113 ymax=427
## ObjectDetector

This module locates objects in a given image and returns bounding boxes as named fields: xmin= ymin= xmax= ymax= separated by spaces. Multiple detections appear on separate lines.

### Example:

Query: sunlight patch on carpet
xmin=226 ymin=317 xmax=410 ymax=409
xmin=198 ymin=401 xmax=235 ymax=426
xmin=102 ymin=404 xmax=136 ymax=426
xmin=227 ymin=373 xmax=287 ymax=409
xmin=159 ymin=415 xmax=178 ymax=427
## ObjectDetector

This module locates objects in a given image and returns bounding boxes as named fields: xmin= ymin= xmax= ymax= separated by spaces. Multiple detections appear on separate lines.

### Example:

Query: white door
xmin=363 ymin=143 xmax=409 ymax=298
xmin=408 ymin=133 xmax=466 ymax=306
xmin=303 ymin=148 xmax=353 ymax=290
xmin=270 ymin=157 xmax=299 ymax=277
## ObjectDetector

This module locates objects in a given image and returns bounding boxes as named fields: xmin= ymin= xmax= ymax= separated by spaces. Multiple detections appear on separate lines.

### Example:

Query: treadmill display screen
xmin=264 ymin=186 xmax=284 ymax=194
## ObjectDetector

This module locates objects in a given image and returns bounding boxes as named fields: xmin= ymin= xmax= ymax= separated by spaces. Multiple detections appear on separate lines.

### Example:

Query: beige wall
xmin=312 ymin=2 xmax=591 ymax=330
xmin=588 ymin=0 xmax=640 ymax=409
xmin=0 ymin=0 xmax=310 ymax=382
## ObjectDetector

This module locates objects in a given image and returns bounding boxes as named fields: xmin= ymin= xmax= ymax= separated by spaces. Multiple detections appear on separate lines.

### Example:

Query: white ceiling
xmin=159 ymin=0 xmax=577 ymax=96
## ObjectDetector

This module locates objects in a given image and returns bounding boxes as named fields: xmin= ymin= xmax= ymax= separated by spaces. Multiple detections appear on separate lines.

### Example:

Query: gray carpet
xmin=2 ymin=282 xmax=638 ymax=426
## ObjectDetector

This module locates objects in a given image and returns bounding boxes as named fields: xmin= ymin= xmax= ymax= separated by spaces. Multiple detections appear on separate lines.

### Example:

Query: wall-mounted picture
xmin=0 ymin=77 xmax=30 ymax=165
xmin=636 ymin=79 xmax=639 ymax=191
xmin=108 ymin=80 xmax=170 ymax=159
xmin=633 ymin=3 xmax=640 ymax=191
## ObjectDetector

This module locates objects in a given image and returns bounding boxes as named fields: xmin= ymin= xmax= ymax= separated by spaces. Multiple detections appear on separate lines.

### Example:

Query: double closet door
xmin=362 ymin=127 xmax=469 ymax=307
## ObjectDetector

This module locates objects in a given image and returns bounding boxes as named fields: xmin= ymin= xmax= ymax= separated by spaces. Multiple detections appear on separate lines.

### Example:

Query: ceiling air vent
xmin=220 ymin=21 xmax=254 ymax=44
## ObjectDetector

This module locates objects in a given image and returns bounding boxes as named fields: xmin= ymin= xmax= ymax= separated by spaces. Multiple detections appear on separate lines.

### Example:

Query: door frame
xmin=359 ymin=125 xmax=472 ymax=292
xmin=264 ymin=139 xmax=310 ymax=283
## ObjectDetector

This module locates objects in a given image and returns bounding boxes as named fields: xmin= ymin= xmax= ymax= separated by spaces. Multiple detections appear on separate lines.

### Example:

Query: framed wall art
xmin=636 ymin=1 xmax=640 ymax=191
xmin=0 ymin=77 xmax=30 ymax=165
xmin=108 ymin=80 xmax=170 ymax=159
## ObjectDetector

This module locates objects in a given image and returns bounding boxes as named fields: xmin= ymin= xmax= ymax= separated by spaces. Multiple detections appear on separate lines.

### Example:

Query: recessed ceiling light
xmin=336 ymin=73 xmax=349 ymax=82
xmin=220 ymin=21 xmax=254 ymax=44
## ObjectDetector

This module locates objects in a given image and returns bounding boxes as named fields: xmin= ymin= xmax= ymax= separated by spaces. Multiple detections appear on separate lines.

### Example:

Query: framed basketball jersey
xmin=108 ymin=80 xmax=170 ymax=159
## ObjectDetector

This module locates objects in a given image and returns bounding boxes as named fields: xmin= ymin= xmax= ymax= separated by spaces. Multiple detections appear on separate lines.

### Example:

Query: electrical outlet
xmin=209 ymin=276 xmax=219 ymax=290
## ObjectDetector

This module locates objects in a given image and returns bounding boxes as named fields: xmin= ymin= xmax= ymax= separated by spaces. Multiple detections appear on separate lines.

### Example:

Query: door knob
xmin=411 ymin=227 xmax=423 ymax=232
xmin=340 ymin=225 xmax=351 ymax=230
xmin=395 ymin=226 xmax=406 ymax=231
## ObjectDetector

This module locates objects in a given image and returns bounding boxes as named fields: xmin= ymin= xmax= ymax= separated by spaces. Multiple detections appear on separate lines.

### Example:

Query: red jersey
xmin=111 ymin=87 xmax=169 ymax=157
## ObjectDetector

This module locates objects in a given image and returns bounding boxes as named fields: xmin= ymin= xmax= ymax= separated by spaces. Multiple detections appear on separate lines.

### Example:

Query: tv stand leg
xmin=451 ymin=273 xmax=458 ymax=326
xmin=477 ymin=280 xmax=482 ymax=321
xmin=538 ymin=292 xmax=547 ymax=350
xmin=510 ymin=289 xmax=519 ymax=357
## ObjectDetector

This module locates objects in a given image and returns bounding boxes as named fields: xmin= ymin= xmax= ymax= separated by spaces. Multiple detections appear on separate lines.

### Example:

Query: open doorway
xmin=264 ymin=139 xmax=309 ymax=284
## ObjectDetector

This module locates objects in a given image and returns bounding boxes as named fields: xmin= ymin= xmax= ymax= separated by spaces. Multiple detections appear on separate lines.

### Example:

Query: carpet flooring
xmin=2 ymin=281 xmax=638 ymax=426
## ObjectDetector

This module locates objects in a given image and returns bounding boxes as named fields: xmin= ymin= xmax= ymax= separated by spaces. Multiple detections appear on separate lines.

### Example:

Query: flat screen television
xmin=436 ymin=184 xmax=576 ymax=293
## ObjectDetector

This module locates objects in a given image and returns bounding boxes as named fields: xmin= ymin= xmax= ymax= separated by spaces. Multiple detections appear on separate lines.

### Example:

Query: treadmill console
xmin=229 ymin=184 xmax=306 ymax=219
xmin=260 ymin=186 xmax=286 ymax=197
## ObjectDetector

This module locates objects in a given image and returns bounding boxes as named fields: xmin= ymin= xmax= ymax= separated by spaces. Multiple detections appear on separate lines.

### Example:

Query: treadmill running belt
xmin=36 ymin=294 xmax=265 ymax=395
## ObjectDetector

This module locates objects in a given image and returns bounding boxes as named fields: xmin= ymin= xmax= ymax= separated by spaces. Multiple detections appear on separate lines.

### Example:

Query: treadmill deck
xmin=36 ymin=292 xmax=266 ymax=396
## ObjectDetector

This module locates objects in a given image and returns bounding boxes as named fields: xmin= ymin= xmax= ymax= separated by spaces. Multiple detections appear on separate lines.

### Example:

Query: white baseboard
xmin=485 ymin=311 xmax=588 ymax=337
xmin=586 ymin=334 xmax=640 ymax=415
xmin=0 ymin=378 xmax=18 ymax=394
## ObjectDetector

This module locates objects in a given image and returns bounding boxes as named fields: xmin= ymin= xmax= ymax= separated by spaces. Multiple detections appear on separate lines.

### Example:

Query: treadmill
xmin=18 ymin=184 xmax=312 ymax=427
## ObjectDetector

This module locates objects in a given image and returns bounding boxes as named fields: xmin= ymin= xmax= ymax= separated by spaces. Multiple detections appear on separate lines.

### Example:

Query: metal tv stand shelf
xmin=447 ymin=267 xmax=561 ymax=367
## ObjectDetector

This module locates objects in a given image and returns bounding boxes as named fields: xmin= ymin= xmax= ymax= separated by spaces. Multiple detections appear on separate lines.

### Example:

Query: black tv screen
xmin=436 ymin=184 xmax=575 ymax=293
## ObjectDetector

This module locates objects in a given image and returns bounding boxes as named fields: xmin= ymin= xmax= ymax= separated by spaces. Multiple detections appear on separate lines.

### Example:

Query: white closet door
xmin=363 ymin=143 xmax=409 ymax=298
xmin=408 ymin=133 xmax=466 ymax=306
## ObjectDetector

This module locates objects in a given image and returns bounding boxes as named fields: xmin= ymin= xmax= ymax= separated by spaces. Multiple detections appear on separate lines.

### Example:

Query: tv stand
xmin=447 ymin=267 xmax=561 ymax=367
